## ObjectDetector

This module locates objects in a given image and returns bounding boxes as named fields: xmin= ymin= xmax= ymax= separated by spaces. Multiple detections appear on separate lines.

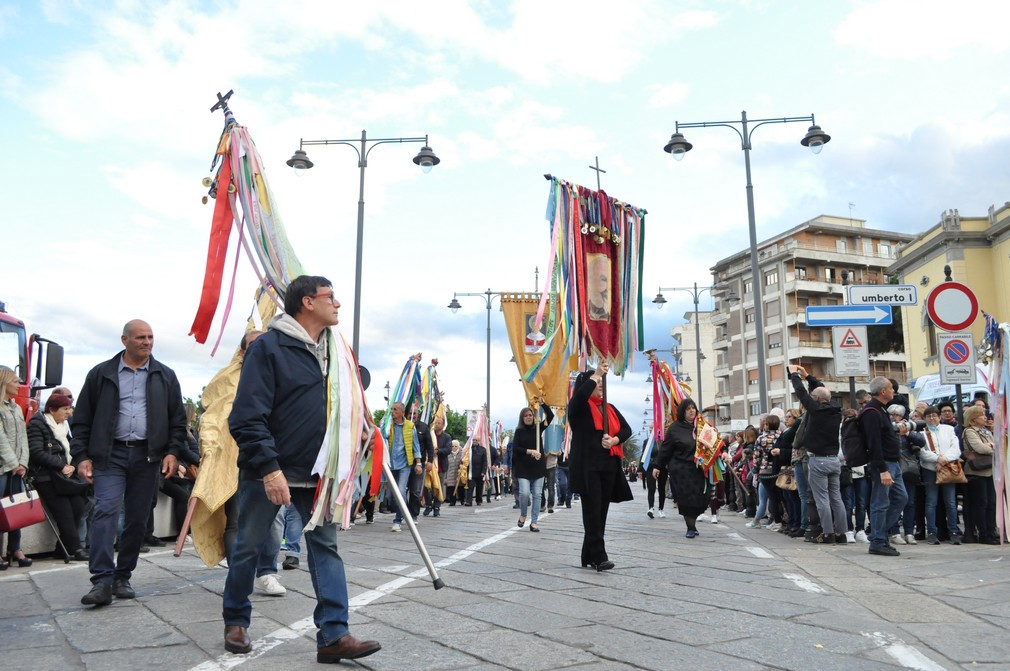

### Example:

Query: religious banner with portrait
xmin=529 ymin=176 xmax=646 ymax=375
xmin=501 ymin=292 xmax=574 ymax=408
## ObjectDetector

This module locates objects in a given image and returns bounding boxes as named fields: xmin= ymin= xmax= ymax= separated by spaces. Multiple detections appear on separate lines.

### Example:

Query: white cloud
xmin=835 ymin=0 xmax=1010 ymax=60
xmin=647 ymin=82 xmax=690 ymax=109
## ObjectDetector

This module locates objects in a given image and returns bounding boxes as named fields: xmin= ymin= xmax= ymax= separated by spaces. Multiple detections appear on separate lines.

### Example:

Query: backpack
xmin=840 ymin=406 xmax=881 ymax=467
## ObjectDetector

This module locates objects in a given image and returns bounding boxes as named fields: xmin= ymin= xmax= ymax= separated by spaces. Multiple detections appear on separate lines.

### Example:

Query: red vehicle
xmin=0 ymin=300 xmax=64 ymax=419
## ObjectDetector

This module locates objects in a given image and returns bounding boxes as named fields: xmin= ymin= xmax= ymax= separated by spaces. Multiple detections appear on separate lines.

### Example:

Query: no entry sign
xmin=927 ymin=282 xmax=979 ymax=332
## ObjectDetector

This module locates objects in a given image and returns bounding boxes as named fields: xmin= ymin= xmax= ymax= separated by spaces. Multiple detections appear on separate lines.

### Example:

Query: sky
xmin=3 ymin=0 xmax=1010 ymax=442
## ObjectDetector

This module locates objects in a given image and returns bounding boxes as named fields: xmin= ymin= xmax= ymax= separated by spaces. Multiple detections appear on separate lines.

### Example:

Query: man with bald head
xmin=72 ymin=319 xmax=187 ymax=606
xmin=788 ymin=364 xmax=847 ymax=543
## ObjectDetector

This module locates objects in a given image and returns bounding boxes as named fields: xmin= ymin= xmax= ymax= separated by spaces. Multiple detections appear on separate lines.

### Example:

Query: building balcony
xmin=711 ymin=311 xmax=730 ymax=326
xmin=788 ymin=340 xmax=834 ymax=360
xmin=784 ymin=311 xmax=806 ymax=327
xmin=714 ymin=365 xmax=730 ymax=378
xmin=713 ymin=335 xmax=730 ymax=350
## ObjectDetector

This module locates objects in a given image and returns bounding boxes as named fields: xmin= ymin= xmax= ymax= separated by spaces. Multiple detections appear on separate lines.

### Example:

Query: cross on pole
xmin=210 ymin=90 xmax=234 ymax=114
xmin=588 ymin=155 xmax=607 ymax=191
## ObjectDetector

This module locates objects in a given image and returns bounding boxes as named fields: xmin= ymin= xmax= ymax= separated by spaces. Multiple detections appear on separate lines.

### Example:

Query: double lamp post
xmin=662 ymin=112 xmax=830 ymax=416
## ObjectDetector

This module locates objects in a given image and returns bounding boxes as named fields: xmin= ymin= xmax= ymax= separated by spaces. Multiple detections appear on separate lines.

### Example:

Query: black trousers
xmin=966 ymin=475 xmax=997 ymax=542
xmin=579 ymin=469 xmax=616 ymax=566
xmin=646 ymin=468 xmax=668 ymax=510
xmin=35 ymin=480 xmax=86 ymax=555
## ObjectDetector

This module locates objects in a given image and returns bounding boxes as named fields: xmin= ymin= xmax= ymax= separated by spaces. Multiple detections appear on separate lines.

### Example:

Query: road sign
xmin=847 ymin=285 xmax=918 ymax=306
xmin=927 ymin=282 xmax=979 ymax=332
xmin=805 ymin=305 xmax=892 ymax=327
xmin=832 ymin=326 xmax=869 ymax=376
xmin=938 ymin=332 xmax=977 ymax=384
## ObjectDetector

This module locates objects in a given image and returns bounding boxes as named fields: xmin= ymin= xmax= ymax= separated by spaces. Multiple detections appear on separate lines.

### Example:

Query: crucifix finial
xmin=588 ymin=155 xmax=607 ymax=191
xmin=210 ymin=90 xmax=234 ymax=114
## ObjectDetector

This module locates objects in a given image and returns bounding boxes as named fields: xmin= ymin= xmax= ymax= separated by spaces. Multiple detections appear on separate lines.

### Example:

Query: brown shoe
xmin=317 ymin=634 xmax=381 ymax=663
xmin=224 ymin=625 xmax=252 ymax=654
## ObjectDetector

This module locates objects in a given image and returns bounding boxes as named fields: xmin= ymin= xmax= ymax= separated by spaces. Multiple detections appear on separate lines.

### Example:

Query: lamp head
xmin=652 ymin=291 xmax=667 ymax=307
xmin=286 ymin=149 xmax=314 ymax=175
xmin=663 ymin=132 xmax=693 ymax=160
xmin=447 ymin=296 xmax=462 ymax=313
xmin=413 ymin=145 xmax=440 ymax=174
xmin=800 ymin=124 xmax=831 ymax=154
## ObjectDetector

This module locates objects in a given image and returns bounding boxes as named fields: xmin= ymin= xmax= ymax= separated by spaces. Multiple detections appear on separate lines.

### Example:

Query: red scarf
xmin=589 ymin=395 xmax=623 ymax=458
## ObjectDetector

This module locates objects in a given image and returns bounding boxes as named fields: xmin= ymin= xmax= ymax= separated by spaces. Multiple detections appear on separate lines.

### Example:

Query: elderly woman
xmin=653 ymin=398 xmax=710 ymax=538
xmin=27 ymin=393 xmax=90 ymax=561
xmin=444 ymin=440 xmax=463 ymax=506
xmin=0 ymin=365 xmax=31 ymax=569
xmin=918 ymin=405 xmax=962 ymax=545
xmin=568 ymin=362 xmax=632 ymax=571
xmin=962 ymin=404 xmax=998 ymax=544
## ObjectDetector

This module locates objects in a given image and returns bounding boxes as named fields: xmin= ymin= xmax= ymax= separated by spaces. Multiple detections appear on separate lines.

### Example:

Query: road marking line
xmin=726 ymin=532 xmax=744 ymax=540
xmin=863 ymin=632 xmax=947 ymax=671
xmin=783 ymin=573 xmax=826 ymax=593
xmin=746 ymin=547 xmax=774 ymax=559
xmin=187 ymin=526 xmax=520 ymax=671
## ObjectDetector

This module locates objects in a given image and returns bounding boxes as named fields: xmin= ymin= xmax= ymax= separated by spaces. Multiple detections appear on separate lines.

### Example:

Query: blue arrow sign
xmin=805 ymin=305 xmax=892 ymax=326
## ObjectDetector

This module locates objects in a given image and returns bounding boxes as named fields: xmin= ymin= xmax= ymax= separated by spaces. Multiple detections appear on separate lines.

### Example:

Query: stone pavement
xmin=2 ymin=492 xmax=1010 ymax=671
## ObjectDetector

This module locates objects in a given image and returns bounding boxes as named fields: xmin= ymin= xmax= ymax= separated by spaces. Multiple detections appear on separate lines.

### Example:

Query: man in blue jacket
xmin=222 ymin=275 xmax=380 ymax=664
xmin=73 ymin=319 xmax=186 ymax=606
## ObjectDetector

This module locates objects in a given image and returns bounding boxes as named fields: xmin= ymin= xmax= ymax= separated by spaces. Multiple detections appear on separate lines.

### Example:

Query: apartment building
xmin=710 ymin=214 xmax=915 ymax=430
xmin=669 ymin=310 xmax=717 ymax=421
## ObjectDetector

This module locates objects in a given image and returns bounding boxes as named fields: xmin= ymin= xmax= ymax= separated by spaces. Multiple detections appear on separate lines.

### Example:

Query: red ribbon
xmin=188 ymin=157 xmax=234 ymax=343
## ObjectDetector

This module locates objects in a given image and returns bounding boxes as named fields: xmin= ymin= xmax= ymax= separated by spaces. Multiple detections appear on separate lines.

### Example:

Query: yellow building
xmin=886 ymin=203 xmax=1010 ymax=380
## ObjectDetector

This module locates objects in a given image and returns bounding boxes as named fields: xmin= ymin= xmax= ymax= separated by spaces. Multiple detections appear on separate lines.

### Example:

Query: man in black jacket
xmin=72 ymin=320 xmax=186 ymax=606
xmin=861 ymin=376 xmax=908 ymax=556
xmin=222 ymin=275 xmax=380 ymax=664
xmin=789 ymin=365 xmax=846 ymax=543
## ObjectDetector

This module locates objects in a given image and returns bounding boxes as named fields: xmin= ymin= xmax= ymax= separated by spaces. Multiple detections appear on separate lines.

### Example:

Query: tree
xmin=867 ymin=277 xmax=905 ymax=355
xmin=622 ymin=434 xmax=642 ymax=470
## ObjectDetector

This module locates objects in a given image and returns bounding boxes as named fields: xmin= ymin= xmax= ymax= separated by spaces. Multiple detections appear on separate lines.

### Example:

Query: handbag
xmin=775 ymin=466 xmax=798 ymax=491
xmin=51 ymin=471 xmax=89 ymax=496
xmin=0 ymin=477 xmax=46 ymax=532
xmin=962 ymin=428 xmax=994 ymax=470
xmin=935 ymin=460 xmax=967 ymax=485
xmin=899 ymin=450 xmax=921 ymax=488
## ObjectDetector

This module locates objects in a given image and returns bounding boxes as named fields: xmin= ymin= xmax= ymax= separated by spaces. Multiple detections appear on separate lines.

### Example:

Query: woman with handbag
xmin=962 ymin=405 xmax=998 ymax=545
xmin=652 ymin=398 xmax=710 ymax=539
xmin=27 ymin=393 xmax=89 ymax=561
xmin=0 ymin=365 xmax=32 ymax=569
xmin=886 ymin=404 xmax=924 ymax=547
xmin=918 ymin=406 xmax=963 ymax=545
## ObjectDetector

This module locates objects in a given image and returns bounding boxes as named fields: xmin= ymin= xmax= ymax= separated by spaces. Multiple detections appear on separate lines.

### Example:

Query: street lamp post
xmin=287 ymin=131 xmax=440 ymax=359
xmin=447 ymin=289 xmax=502 ymax=418
xmin=663 ymin=112 xmax=830 ymax=415
xmin=653 ymin=283 xmax=737 ymax=411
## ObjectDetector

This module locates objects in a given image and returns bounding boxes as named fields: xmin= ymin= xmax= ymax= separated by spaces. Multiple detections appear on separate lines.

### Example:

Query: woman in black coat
xmin=652 ymin=398 xmax=708 ymax=538
xmin=27 ymin=394 xmax=89 ymax=560
xmin=568 ymin=363 xmax=633 ymax=571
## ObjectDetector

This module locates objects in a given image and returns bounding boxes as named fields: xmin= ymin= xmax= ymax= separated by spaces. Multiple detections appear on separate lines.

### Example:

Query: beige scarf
xmin=44 ymin=412 xmax=72 ymax=463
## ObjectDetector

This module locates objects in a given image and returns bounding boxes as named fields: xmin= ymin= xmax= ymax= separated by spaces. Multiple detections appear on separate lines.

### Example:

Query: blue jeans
xmin=557 ymin=467 xmax=570 ymax=504
xmin=389 ymin=467 xmax=411 ymax=524
xmin=518 ymin=477 xmax=544 ymax=523
xmin=889 ymin=474 xmax=916 ymax=536
xmin=223 ymin=477 xmax=350 ymax=647
xmin=281 ymin=504 xmax=302 ymax=557
xmin=793 ymin=461 xmax=809 ymax=529
xmin=545 ymin=468 xmax=557 ymax=508
xmin=868 ymin=462 xmax=908 ymax=548
xmin=256 ymin=508 xmax=282 ymax=576
xmin=851 ymin=476 xmax=870 ymax=533
xmin=922 ymin=468 xmax=959 ymax=536
xmin=753 ymin=479 xmax=771 ymax=522
xmin=89 ymin=445 xmax=161 ymax=585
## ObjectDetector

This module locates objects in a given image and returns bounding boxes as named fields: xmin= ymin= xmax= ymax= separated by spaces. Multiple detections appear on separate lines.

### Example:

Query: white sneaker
xmin=745 ymin=520 xmax=760 ymax=529
xmin=391 ymin=523 xmax=401 ymax=532
xmin=711 ymin=514 xmax=719 ymax=524
xmin=258 ymin=574 xmax=286 ymax=596
xmin=904 ymin=534 xmax=918 ymax=545
xmin=767 ymin=523 xmax=782 ymax=531
xmin=845 ymin=531 xmax=856 ymax=543
xmin=855 ymin=530 xmax=869 ymax=543
xmin=647 ymin=508 xmax=655 ymax=519
xmin=657 ymin=510 xmax=667 ymax=518
xmin=890 ymin=534 xmax=907 ymax=545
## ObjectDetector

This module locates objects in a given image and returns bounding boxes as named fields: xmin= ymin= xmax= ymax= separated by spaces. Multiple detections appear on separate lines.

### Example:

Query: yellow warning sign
xmin=839 ymin=328 xmax=862 ymax=348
